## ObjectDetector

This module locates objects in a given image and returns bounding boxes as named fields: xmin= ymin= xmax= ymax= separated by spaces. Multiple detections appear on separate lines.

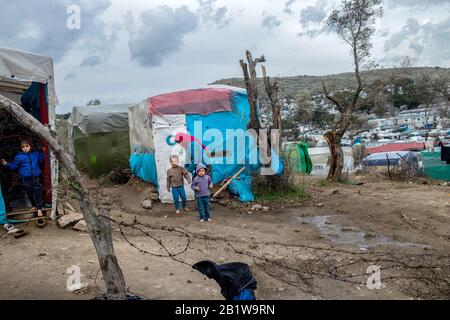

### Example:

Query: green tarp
xmin=422 ymin=151 xmax=450 ymax=181
xmin=72 ymin=127 xmax=130 ymax=177
xmin=284 ymin=142 xmax=313 ymax=174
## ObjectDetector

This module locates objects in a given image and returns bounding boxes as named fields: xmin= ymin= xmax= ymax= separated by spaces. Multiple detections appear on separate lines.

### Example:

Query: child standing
xmin=167 ymin=155 xmax=191 ymax=214
xmin=1 ymin=139 xmax=44 ymax=217
xmin=191 ymin=163 xmax=213 ymax=222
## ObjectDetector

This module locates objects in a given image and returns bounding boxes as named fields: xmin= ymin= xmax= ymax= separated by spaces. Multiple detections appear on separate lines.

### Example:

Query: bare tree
xmin=322 ymin=0 xmax=383 ymax=181
xmin=240 ymin=51 xmax=265 ymax=130
xmin=0 ymin=94 xmax=127 ymax=299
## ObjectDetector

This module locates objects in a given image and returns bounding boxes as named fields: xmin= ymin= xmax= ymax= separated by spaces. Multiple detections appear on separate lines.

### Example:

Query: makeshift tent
xmin=366 ymin=142 xmax=425 ymax=155
xmin=308 ymin=147 xmax=354 ymax=176
xmin=67 ymin=104 xmax=131 ymax=177
xmin=284 ymin=142 xmax=312 ymax=174
xmin=0 ymin=47 xmax=58 ymax=220
xmin=129 ymin=86 xmax=273 ymax=203
xmin=363 ymin=151 xmax=420 ymax=167
xmin=422 ymin=150 xmax=450 ymax=181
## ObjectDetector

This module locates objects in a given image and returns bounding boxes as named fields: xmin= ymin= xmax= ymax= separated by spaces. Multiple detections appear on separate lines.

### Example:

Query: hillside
xmin=213 ymin=67 xmax=449 ymax=100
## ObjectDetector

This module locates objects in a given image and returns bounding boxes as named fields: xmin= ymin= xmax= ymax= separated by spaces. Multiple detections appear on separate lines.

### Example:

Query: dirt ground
xmin=0 ymin=173 xmax=449 ymax=300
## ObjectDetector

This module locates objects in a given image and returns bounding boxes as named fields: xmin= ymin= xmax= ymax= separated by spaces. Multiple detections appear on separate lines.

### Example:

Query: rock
xmin=331 ymin=189 xmax=339 ymax=195
xmin=57 ymin=212 xmax=84 ymax=228
xmin=250 ymin=204 xmax=263 ymax=211
xmin=73 ymin=220 xmax=88 ymax=233
xmin=64 ymin=202 xmax=76 ymax=212
xmin=187 ymin=280 xmax=193 ymax=284
xmin=262 ymin=206 xmax=269 ymax=212
xmin=110 ymin=210 xmax=136 ymax=224
xmin=364 ymin=232 xmax=376 ymax=239
xmin=141 ymin=200 xmax=153 ymax=210
xmin=317 ymin=203 xmax=324 ymax=207
xmin=38 ymin=252 xmax=47 ymax=257
xmin=57 ymin=204 xmax=65 ymax=217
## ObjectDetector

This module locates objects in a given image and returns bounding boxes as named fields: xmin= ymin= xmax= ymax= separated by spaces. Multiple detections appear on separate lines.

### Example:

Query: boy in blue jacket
xmin=1 ymin=139 xmax=45 ymax=217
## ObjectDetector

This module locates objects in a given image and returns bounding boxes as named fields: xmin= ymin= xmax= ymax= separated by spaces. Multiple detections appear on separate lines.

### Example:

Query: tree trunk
xmin=324 ymin=130 xmax=344 ymax=182
xmin=239 ymin=50 xmax=265 ymax=131
xmin=0 ymin=94 xmax=127 ymax=299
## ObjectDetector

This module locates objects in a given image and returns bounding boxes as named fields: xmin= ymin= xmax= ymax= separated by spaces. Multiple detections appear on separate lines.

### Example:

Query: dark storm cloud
xmin=297 ymin=0 xmax=331 ymax=38
xmin=0 ymin=0 xmax=114 ymax=63
xmin=383 ymin=17 xmax=450 ymax=66
xmin=196 ymin=0 xmax=233 ymax=28
xmin=262 ymin=14 xmax=282 ymax=30
xmin=127 ymin=5 xmax=199 ymax=67
xmin=283 ymin=0 xmax=297 ymax=16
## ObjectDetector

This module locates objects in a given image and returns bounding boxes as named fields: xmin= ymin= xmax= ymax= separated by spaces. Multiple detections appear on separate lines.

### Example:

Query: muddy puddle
xmin=296 ymin=215 xmax=430 ymax=249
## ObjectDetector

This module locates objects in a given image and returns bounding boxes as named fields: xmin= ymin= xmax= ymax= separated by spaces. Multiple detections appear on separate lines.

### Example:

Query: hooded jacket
xmin=6 ymin=151 xmax=44 ymax=178
xmin=193 ymin=260 xmax=257 ymax=300
xmin=191 ymin=163 xmax=212 ymax=197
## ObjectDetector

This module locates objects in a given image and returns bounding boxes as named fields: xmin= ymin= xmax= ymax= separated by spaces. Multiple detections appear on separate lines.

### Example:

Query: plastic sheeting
xmin=284 ymin=142 xmax=312 ymax=174
xmin=67 ymin=104 xmax=131 ymax=177
xmin=364 ymin=151 xmax=418 ymax=167
xmin=128 ymin=86 xmax=264 ymax=202
xmin=68 ymin=104 xmax=130 ymax=135
xmin=152 ymin=114 xmax=195 ymax=203
xmin=422 ymin=151 xmax=450 ymax=181
xmin=150 ymin=88 xmax=233 ymax=115
xmin=0 ymin=46 xmax=57 ymax=124
xmin=308 ymin=147 xmax=354 ymax=176
xmin=0 ymin=47 xmax=58 ymax=219
xmin=129 ymin=153 xmax=158 ymax=186
xmin=129 ymin=100 xmax=154 ymax=153
xmin=228 ymin=175 xmax=254 ymax=202
xmin=0 ymin=186 xmax=8 ymax=224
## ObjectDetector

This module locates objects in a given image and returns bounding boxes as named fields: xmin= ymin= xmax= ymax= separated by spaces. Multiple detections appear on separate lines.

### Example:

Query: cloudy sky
xmin=1 ymin=0 xmax=449 ymax=113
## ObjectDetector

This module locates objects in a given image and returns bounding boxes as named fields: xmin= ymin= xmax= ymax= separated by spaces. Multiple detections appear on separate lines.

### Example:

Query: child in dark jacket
xmin=1 ymin=139 xmax=44 ymax=217
xmin=191 ymin=163 xmax=213 ymax=222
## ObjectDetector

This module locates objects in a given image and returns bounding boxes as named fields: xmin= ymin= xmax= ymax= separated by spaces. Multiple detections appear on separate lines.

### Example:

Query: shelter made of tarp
xmin=364 ymin=151 xmax=420 ymax=167
xmin=67 ymin=104 xmax=132 ymax=177
xmin=0 ymin=46 xmax=57 ymax=125
xmin=366 ymin=142 xmax=425 ymax=155
xmin=129 ymin=86 xmax=274 ymax=203
xmin=422 ymin=150 xmax=450 ymax=181
xmin=308 ymin=147 xmax=354 ymax=176
xmin=0 ymin=47 xmax=58 ymax=220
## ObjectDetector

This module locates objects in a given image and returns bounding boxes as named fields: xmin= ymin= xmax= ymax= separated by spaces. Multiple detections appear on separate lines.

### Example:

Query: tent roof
xmin=68 ymin=104 xmax=131 ymax=134
xmin=0 ymin=46 xmax=57 ymax=107
xmin=148 ymin=87 xmax=246 ymax=115
xmin=366 ymin=142 xmax=425 ymax=155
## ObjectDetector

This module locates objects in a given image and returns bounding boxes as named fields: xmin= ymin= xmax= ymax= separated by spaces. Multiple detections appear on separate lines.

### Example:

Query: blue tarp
xmin=129 ymin=89 xmax=284 ymax=202
xmin=129 ymin=153 xmax=158 ymax=188
xmin=0 ymin=185 xmax=11 ymax=225
xmin=184 ymin=90 xmax=260 ymax=201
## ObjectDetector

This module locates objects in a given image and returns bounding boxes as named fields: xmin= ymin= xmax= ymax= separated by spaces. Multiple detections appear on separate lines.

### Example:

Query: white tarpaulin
xmin=308 ymin=147 xmax=355 ymax=176
xmin=152 ymin=114 xmax=195 ymax=203
xmin=0 ymin=46 xmax=58 ymax=126
xmin=0 ymin=47 xmax=58 ymax=219
xmin=129 ymin=100 xmax=154 ymax=153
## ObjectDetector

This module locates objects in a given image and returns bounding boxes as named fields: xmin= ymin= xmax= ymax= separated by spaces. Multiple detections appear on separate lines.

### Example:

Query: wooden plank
xmin=7 ymin=208 xmax=51 ymax=217
xmin=212 ymin=166 xmax=246 ymax=198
